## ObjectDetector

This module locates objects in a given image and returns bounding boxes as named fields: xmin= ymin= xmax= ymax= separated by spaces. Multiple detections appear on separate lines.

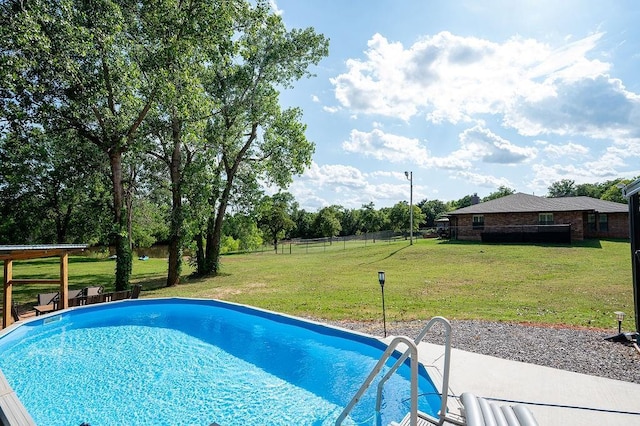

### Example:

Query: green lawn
xmin=3 ymin=238 xmax=634 ymax=329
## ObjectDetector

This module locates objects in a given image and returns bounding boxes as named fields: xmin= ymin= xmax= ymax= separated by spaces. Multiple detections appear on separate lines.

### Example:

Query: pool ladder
xmin=335 ymin=316 xmax=455 ymax=426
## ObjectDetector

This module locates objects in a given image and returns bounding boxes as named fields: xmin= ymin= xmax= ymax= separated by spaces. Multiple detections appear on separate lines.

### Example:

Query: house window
xmin=587 ymin=213 xmax=596 ymax=232
xmin=472 ymin=215 xmax=484 ymax=230
xmin=539 ymin=213 xmax=554 ymax=225
xmin=599 ymin=214 xmax=608 ymax=232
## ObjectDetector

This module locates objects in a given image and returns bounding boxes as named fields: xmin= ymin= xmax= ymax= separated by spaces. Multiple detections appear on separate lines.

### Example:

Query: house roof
xmin=447 ymin=193 xmax=628 ymax=215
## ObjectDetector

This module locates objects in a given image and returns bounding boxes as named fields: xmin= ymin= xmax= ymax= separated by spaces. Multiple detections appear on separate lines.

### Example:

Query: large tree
xmin=257 ymin=192 xmax=296 ymax=252
xmin=142 ymin=0 xmax=239 ymax=285
xmin=360 ymin=202 xmax=385 ymax=233
xmin=1 ymin=0 xmax=160 ymax=289
xmin=418 ymin=199 xmax=448 ymax=227
xmin=313 ymin=206 xmax=342 ymax=241
xmin=482 ymin=186 xmax=516 ymax=202
xmin=389 ymin=201 xmax=424 ymax=236
xmin=548 ymin=179 xmax=577 ymax=198
xmin=194 ymin=2 xmax=329 ymax=275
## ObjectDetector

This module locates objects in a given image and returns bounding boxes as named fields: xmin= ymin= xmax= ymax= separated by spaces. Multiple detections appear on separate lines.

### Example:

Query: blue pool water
xmin=0 ymin=298 xmax=441 ymax=425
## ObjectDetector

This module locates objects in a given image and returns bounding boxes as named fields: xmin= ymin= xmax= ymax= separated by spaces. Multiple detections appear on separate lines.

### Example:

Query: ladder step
xmin=394 ymin=411 xmax=434 ymax=426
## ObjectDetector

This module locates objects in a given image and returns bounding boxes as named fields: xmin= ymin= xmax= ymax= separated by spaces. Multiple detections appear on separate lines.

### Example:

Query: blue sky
xmin=270 ymin=0 xmax=640 ymax=210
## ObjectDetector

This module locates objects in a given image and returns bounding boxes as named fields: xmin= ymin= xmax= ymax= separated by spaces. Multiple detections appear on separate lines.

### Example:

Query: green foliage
xmin=388 ymin=201 xmax=423 ymax=234
xmin=418 ymin=199 xmax=448 ymax=227
xmin=290 ymin=208 xmax=315 ymax=239
xmin=192 ymin=1 xmax=329 ymax=274
xmin=131 ymin=198 xmax=169 ymax=248
xmin=114 ymin=235 xmax=132 ymax=291
xmin=360 ymin=202 xmax=385 ymax=233
xmin=223 ymin=214 xmax=263 ymax=251
xmin=220 ymin=236 xmax=240 ymax=254
xmin=482 ymin=186 xmax=516 ymax=202
xmin=257 ymin=193 xmax=296 ymax=251
xmin=548 ymin=179 xmax=577 ymax=198
xmin=600 ymin=179 xmax=632 ymax=204
xmin=0 ymin=128 xmax=111 ymax=244
xmin=314 ymin=206 xmax=342 ymax=238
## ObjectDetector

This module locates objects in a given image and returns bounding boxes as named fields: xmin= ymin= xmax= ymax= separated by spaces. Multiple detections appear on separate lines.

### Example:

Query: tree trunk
xmin=204 ymin=184 xmax=231 ymax=275
xmin=166 ymin=118 xmax=183 ymax=287
xmin=195 ymin=233 xmax=205 ymax=276
xmin=125 ymin=163 xmax=135 ymax=250
xmin=208 ymin=201 xmax=226 ymax=274
xmin=109 ymin=148 xmax=132 ymax=291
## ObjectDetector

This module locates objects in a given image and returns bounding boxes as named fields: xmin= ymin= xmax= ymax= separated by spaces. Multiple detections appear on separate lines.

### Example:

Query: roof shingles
xmin=448 ymin=193 xmax=628 ymax=215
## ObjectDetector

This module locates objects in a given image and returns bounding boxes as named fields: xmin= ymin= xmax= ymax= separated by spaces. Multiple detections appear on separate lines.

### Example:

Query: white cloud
xmin=302 ymin=162 xmax=368 ymax=188
xmin=331 ymin=31 xmax=640 ymax=140
xmin=506 ymin=75 xmax=640 ymax=138
xmin=428 ymin=126 xmax=537 ymax=171
xmin=458 ymin=126 xmax=537 ymax=164
xmin=322 ymin=105 xmax=340 ymax=113
xmin=453 ymin=171 xmax=513 ymax=189
xmin=311 ymin=95 xmax=320 ymax=103
xmin=531 ymin=163 xmax=617 ymax=190
xmin=268 ymin=0 xmax=283 ymax=16
xmin=291 ymin=162 xmax=417 ymax=210
xmin=543 ymin=142 xmax=589 ymax=158
xmin=341 ymin=129 xmax=430 ymax=166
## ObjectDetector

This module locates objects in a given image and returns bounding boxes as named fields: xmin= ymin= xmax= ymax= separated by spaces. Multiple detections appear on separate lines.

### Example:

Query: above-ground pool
xmin=0 ymin=298 xmax=441 ymax=425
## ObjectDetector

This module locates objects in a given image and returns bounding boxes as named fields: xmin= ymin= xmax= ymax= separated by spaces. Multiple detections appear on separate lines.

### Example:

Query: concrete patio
xmin=414 ymin=340 xmax=640 ymax=425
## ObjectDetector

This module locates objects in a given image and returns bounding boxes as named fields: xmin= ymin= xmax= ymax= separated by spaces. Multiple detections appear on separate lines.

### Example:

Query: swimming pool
xmin=0 ymin=298 xmax=441 ymax=425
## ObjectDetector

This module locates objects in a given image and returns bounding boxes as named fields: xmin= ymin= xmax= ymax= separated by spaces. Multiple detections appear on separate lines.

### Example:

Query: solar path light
xmin=614 ymin=311 xmax=625 ymax=334
xmin=378 ymin=271 xmax=387 ymax=338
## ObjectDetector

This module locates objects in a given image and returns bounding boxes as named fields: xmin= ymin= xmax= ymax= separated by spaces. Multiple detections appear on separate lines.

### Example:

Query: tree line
xmin=2 ymin=158 xmax=633 ymax=269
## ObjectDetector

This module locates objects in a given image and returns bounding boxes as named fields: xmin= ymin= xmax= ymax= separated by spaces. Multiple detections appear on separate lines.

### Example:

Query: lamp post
xmin=404 ymin=171 xmax=413 ymax=245
xmin=378 ymin=271 xmax=386 ymax=337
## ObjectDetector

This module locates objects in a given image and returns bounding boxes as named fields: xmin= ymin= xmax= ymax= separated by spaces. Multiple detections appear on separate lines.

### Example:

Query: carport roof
xmin=0 ymin=244 xmax=87 ymax=260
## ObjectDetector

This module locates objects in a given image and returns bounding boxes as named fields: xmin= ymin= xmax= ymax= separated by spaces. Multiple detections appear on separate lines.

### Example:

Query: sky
xmin=269 ymin=0 xmax=640 ymax=211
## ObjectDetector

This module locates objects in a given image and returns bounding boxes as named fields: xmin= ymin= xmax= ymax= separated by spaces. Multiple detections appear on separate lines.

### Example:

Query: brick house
xmin=447 ymin=193 xmax=629 ymax=243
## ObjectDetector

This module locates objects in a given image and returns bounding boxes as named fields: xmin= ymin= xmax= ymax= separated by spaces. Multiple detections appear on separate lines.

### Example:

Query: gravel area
xmin=323 ymin=319 xmax=640 ymax=384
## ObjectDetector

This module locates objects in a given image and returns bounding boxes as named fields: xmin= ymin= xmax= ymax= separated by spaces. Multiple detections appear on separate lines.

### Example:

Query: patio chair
xmin=111 ymin=290 xmax=131 ymax=301
xmin=83 ymin=286 xmax=103 ymax=297
xmin=86 ymin=293 xmax=107 ymax=305
xmin=131 ymin=284 xmax=142 ymax=299
xmin=35 ymin=292 xmax=60 ymax=316
xmin=68 ymin=289 xmax=84 ymax=299
xmin=11 ymin=303 xmax=20 ymax=322
xmin=37 ymin=292 xmax=59 ymax=306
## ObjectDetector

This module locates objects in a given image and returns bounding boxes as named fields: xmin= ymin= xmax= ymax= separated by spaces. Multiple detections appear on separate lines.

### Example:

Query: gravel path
xmin=323 ymin=319 xmax=640 ymax=384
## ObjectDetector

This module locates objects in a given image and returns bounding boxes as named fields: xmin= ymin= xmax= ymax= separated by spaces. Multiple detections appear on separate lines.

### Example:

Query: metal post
xmin=405 ymin=171 xmax=413 ymax=245
xmin=381 ymin=286 xmax=386 ymax=338
xmin=622 ymin=178 xmax=640 ymax=334
xmin=629 ymin=194 xmax=640 ymax=333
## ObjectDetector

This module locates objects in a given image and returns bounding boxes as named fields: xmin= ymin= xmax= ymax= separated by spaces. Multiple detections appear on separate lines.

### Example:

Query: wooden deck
xmin=0 ymin=370 xmax=35 ymax=426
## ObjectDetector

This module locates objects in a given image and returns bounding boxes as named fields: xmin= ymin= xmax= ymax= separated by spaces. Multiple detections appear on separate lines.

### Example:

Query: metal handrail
xmin=335 ymin=335 xmax=419 ymax=426
xmin=375 ymin=316 xmax=453 ymax=425
xmin=336 ymin=317 xmax=454 ymax=426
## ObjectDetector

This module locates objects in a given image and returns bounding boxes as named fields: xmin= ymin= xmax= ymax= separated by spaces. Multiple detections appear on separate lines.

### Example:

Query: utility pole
xmin=405 ymin=171 xmax=413 ymax=245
